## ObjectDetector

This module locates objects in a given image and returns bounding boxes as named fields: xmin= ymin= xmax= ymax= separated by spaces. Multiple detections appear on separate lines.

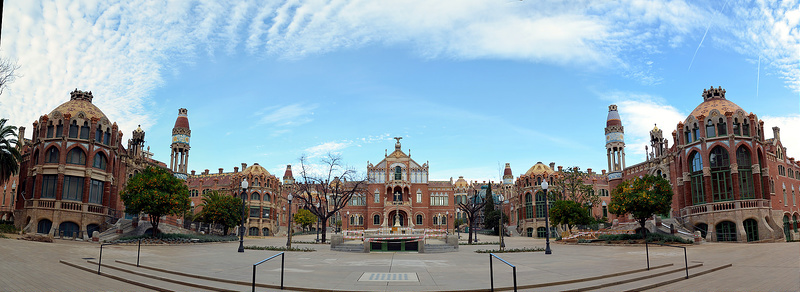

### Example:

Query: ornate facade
xmin=608 ymin=87 xmax=800 ymax=242
xmin=186 ymin=163 xmax=282 ymax=236
xmin=12 ymin=90 xmax=153 ymax=238
xmin=337 ymin=138 xmax=456 ymax=231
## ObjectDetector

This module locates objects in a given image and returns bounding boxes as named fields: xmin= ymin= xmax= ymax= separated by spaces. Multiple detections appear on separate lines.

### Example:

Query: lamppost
xmin=498 ymin=194 xmax=505 ymax=251
xmin=286 ymin=194 xmax=293 ymax=248
xmin=315 ymin=202 xmax=321 ymax=243
xmin=346 ymin=211 xmax=350 ymax=232
xmin=541 ymin=180 xmax=552 ymax=255
xmin=446 ymin=211 xmax=450 ymax=235
xmin=238 ymin=179 xmax=248 ymax=253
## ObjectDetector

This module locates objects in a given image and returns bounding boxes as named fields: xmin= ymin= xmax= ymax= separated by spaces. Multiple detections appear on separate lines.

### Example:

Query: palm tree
xmin=0 ymin=118 xmax=21 ymax=184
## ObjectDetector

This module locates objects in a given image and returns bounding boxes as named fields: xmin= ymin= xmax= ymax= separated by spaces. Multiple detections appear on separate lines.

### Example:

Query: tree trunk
xmin=639 ymin=218 xmax=647 ymax=240
xmin=321 ymin=219 xmax=328 ymax=243
xmin=151 ymin=216 xmax=160 ymax=237
xmin=468 ymin=219 xmax=474 ymax=244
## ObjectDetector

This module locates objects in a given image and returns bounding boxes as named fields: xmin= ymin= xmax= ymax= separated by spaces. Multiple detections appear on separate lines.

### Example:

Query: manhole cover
xmin=358 ymin=272 xmax=418 ymax=282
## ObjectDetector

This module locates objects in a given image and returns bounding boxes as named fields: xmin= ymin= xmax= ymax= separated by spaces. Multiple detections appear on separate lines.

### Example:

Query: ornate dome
xmin=173 ymin=108 xmax=190 ymax=129
xmin=454 ymin=176 xmax=468 ymax=188
xmin=242 ymin=163 xmax=270 ymax=176
xmin=49 ymin=89 xmax=109 ymax=121
xmin=525 ymin=162 xmax=553 ymax=176
xmin=688 ymin=86 xmax=745 ymax=119
xmin=606 ymin=105 xmax=622 ymax=127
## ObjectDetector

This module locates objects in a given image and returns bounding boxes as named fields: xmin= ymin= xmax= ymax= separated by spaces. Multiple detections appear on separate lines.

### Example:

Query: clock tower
xmin=605 ymin=105 xmax=625 ymax=179
xmin=170 ymin=108 xmax=191 ymax=178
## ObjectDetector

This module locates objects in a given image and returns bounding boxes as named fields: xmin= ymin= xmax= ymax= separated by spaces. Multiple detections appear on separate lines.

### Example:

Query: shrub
xmin=475 ymin=247 xmax=545 ymax=253
xmin=0 ymin=223 xmax=18 ymax=234
xmin=19 ymin=234 xmax=53 ymax=243
xmin=597 ymin=233 xmax=692 ymax=244
xmin=243 ymin=245 xmax=315 ymax=252
xmin=459 ymin=241 xmax=500 ymax=245
xmin=113 ymin=233 xmax=237 ymax=244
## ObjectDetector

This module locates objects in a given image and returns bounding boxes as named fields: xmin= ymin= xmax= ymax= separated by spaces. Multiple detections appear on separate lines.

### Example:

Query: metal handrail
xmin=252 ymin=252 xmax=285 ymax=291
xmin=489 ymin=253 xmax=517 ymax=292
xmin=645 ymin=241 xmax=689 ymax=279
xmin=98 ymin=238 xmax=144 ymax=274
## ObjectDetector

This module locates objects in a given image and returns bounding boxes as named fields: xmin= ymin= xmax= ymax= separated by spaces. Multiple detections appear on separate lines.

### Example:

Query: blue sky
xmin=1 ymin=0 xmax=799 ymax=182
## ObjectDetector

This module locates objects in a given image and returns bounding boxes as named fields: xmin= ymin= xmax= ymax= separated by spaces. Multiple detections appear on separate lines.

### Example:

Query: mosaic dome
xmin=49 ymin=89 xmax=108 ymax=121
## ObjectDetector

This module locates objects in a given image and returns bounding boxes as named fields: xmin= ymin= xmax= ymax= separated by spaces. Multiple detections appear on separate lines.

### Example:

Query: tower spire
xmin=170 ymin=108 xmax=191 ymax=176
xmin=605 ymin=105 xmax=626 ymax=178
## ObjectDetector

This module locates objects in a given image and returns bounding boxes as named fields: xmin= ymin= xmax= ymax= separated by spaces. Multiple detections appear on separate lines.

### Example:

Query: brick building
xmin=606 ymin=87 xmax=800 ymax=242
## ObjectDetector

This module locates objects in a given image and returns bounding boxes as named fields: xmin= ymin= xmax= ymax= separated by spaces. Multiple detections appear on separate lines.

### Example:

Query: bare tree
xmin=553 ymin=166 xmax=599 ymax=205
xmin=0 ymin=56 xmax=19 ymax=95
xmin=292 ymin=153 xmax=367 ymax=243
xmin=457 ymin=187 xmax=485 ymax=244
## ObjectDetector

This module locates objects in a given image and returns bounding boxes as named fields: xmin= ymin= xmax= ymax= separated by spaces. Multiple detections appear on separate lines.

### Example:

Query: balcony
xmin=680 ymin=199 xmax=771 ymax=217
xmin=385 ymin=201 xmax=411 ymax=207
xmin=23 ymin=199 xmax=109 ymax=215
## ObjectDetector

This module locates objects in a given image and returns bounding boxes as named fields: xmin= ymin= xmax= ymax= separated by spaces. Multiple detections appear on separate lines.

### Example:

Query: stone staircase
xmin=423 ymin=244 xmax=457 ymax=253
xmin=330 ymin=243 xmax=364 ymax=253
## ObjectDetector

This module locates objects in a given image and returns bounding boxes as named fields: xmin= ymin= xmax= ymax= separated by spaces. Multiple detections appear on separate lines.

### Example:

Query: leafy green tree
xmin=293 ymin=208 xmax=316 ymax=232
xmin=549 ymin=200 xmax=593 ymax=233
xmin=483 ymin=183 xmax=495 ymax=227
xmin=609 ymin=175 xmax=673 ymax=239
xmin=197 ymin=190 xmax=242 ymax=235
xmin=0 ymin=118 xmax=21 ymax=184
xmin=121 ymin=166 xmax=190 ymax=236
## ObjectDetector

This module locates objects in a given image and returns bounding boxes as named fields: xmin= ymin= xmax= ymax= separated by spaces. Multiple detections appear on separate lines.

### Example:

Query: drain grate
xmin=358 ymin=272 xmax=418 ymax=282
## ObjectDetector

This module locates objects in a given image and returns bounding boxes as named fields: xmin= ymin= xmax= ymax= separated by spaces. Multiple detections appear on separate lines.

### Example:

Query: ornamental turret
xmin=170 ymin=108 xmax=191 ymax=175
xmin=605 ymin=105 xmax=626 ymax=178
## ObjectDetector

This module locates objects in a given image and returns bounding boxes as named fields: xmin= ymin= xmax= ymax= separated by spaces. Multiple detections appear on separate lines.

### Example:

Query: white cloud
xmin=304 ymin=141 xmax=353 ymax=158
xmin=761 ymin=114 xmax=800 ymax=158
xmin=604 ymin=91 xmax=687 ymax=161
xmin=2 ymin=0 xmax=798 ymax=141
xmin=256 ymin=103 xmax=318 ymax=127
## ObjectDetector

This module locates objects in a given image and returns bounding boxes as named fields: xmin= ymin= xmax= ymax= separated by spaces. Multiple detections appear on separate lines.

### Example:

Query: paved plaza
xmin=1 ymin=233 xmax=798 ymax=291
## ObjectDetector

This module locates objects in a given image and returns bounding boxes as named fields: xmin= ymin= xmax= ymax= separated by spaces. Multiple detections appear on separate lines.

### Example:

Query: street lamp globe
xmin=540 ymin=179 xmax=552 ymax=254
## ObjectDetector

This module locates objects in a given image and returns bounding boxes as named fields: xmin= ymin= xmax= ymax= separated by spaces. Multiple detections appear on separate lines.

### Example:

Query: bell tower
xmin=605 ymin=105 xmax=626 ymax=178
xmin=170 ymin=108 xmax=191 ymax=175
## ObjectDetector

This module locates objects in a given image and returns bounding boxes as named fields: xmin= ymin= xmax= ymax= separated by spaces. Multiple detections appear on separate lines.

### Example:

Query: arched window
xmin=717 ymin=117 xmax=727 ymax=136
xmin=416 ymin=214 xmax=423 ymax=225
xmin=783 ymin=215 xmax=791 ymax=240
xmin=67 ymin=148 xmax=86 ymax=165
xmin=37 ymin=219 xmax=53 ymax=234
xmin=62 ymin=175 xmax=84 ymax=201
xmin=736 ymin=147 xmax=755 ymax=199
xmin=525 ymin=193 xmax=533 ymax=219
xmin=716 ymin=221 xmax=737 ymax=242
xmin=55 ymin=122 xmax=64 ymax=138
xmin=104 ymin=128 xmax=111 ymax=145
xmin=537 ymin=227 xmax=547 ymax=238
xmin=262 ymin=228 xmax=270 ymax=236
xmin=395 ymin=166 xmax=402 ymax=180
xmin=709 ymin=147 xmax=732 ymax=202
xmin=80 ymin=122 xmax=90 ymax=139
xmin=45 ymin=147 xmax=59 ymax=163
xmin=684 ymin=127 xmax=692 ymax=143
xmin=794 ymin=214 xmax=799 ymax=232
xmin=432 ymin=216 xmax=438 ymax=225
xmin=251 ymin=192 xmax=260 ymax=201
xmin=59 ymin=221 xmax=80 ymax=238
xmin=535 ymin=192 xmax=547 ymax=218
xmin=92 ymin=152 xmax=107 ymax=170
xmin=705 ymin=119 xmax=715 ymax=138
xmin=263 ymin=193 xmax=271 ymax=202
xmin=690 ymin=151 xmax=705 ymax=205
xmin=691 ymin=123 xmax=699 ymax=141
xmin=742 ymin=119 xmax=750 ymax=136
xmin=95 ymin=127 xmax=103 ymax=141
xmin=249 ymin=227 xmax=259 ymax=236
xmin=733 ymin=118 xmax=741 ymax=135
xmin=743 ymin=218 xmax=758 ymax=242
xmin=46 ymin=122 xmax=54 ymax=138
xmin=68 ymin=120 xmax=79 ymax=138
xmin=695 ymin=223 xmax=708 ymax=238
xmin=358 ymin=215 xmax=363 ymax=226
xmin=526 ymin=227 xmax=533 ymax=237
xmin=374 ymin=214 xmax=380 ymax=225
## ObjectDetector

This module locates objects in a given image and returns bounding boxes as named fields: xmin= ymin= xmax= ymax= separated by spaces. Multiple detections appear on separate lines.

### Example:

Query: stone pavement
xmin=1 ymin=233 xmax=798 ymax=291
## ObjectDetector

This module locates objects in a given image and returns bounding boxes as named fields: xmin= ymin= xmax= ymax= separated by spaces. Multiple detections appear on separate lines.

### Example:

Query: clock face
xmin=606 ymin=133 xmax=624 ymax=143
xmin=172 ymin=134 xmax=190 ymax=145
